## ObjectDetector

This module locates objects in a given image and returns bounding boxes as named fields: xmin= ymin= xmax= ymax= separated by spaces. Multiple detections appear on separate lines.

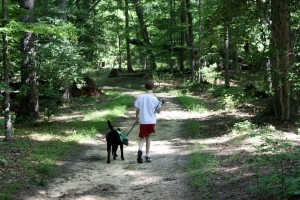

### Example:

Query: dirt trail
xmin=18 ymin=91 xmax=205 ymax=200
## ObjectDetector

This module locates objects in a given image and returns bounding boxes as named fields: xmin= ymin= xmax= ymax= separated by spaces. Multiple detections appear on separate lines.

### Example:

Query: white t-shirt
xmin=135 ymin=93 xmax=161 ymax=124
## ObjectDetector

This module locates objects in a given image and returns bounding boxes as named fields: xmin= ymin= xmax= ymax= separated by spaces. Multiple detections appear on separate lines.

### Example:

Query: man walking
xmin=135 ymin=80 xmax=161 ymax=163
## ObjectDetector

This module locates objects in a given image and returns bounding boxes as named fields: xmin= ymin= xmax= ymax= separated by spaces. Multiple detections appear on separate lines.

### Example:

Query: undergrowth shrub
xmin=218 ymin=94 xmax=239 ymax=109
xmin=0 ymin=156 xmax=8 ymax=166
xmin=39 ymin=85 xmax=61 ymax=122
xmin=200 ymin=63 xmax=221 ymax=84
xmin=212 ymin=86 xmax=246 ymax=109
xmin=233 ymin=120 xmax=257 ymax=132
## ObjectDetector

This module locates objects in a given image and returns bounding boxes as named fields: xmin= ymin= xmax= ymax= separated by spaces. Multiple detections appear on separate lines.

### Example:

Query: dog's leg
xmin=120 ymin=144 xmax=124 ymax=160
xmin=115 ymin=145 xmax=119 ymax=157
xmin=107 ymin=143 xmax=111 ymax=163
xmin=113 ymin=145 xmax=118 ymax=160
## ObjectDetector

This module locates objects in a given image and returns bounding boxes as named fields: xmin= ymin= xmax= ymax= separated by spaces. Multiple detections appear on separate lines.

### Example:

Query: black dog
xmin=106 ymin=120 xmax=125 ymax=163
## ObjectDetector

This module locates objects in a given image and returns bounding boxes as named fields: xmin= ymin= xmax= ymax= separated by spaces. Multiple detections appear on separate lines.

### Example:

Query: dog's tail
xmin=107 ymin=120 xmax=114 ymax=131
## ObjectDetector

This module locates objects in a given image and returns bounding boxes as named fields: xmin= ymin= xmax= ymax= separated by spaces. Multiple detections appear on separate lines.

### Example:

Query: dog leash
xmin=126 ymin=122 xmax=137 ymax=136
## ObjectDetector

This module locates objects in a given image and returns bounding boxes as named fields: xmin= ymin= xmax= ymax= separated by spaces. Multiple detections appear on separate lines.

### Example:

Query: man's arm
xmin=135 ymin=108 xmax=140 ymax=123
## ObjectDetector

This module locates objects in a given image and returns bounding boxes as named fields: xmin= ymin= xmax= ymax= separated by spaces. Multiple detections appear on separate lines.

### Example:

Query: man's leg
xmin=137 ymin=137 xmax=144 ymax=163
xmin=139 ymin=137 xmax=145 ymax=151
xmin=145 ymin=135 xmax=150 ymax=155
xmin=145 ymin=135 xmax=151 ymax=162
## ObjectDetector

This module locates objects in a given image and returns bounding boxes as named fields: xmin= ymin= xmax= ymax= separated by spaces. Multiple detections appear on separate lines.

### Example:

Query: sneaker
xmin=137 ymin=150 xmax=143 ymax=163
xmin=145 ymin=155 xmax=152 ymax=163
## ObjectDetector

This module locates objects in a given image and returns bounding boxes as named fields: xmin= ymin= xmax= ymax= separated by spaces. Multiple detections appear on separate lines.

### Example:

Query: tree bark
xmin=186 ymin=0 xmax=195 ymax=80
xmin=57 ymin=0 xmax=67 ymax=21
xmin=256 ymin=0 xmax=272 ymax=94
xmin=197 ymin=0 xmax=203 ymax=83
xmin=2 ymin=0 xmax=13 ymax=140
xmin=169 ymin=0 xmax=176 ymax=74
xmin=224 ymin=22 xmax=230 ymax=87
xmin=124 ymin=0 xmax=133 ymax=72
xmin=132 ymin=0 xmax=157 ymax=71
xmin=179 ymin=0 xmax=186 ymax=73
xmin=57 ymin=0 xmax=72 ymax=100
xmin=117 ymin=32 xmax=122 ymax=70
xmin=270 ymin=0 xmax=291 ymax=120
xmin=18 ymin=0 xmax=39 ymax=118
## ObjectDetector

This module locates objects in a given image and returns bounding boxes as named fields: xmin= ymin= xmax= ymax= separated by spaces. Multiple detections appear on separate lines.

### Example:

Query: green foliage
xmin=290 ymin=63 xmax=300 ymax=91
xmin=0 ymin=82 xmax=7 ymax=102
xmin=200 ymin=63 xmax=221 ymax=84
xmin=0 ymin=156 xmax=8 ymax=166
xmin=0 ymin=182 xmax=21 ymax=200
xmin=0 ymin=19 xmax=77 ymax=41
xmin=233 ymin=120 xmax=257 ymax=132
xmin=211 ymin=86 xmax=246 ymax=109
xmin=35 ymin=36 xmax=84 ymax=87
xmin=38 ymin=84 xmax=62 ymax=122
xmin=218 ymin=93 xmax=239 ymax=109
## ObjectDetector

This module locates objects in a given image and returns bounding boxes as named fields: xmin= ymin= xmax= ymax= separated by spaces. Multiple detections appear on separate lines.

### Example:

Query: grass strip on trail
xmin=187 ymin=145 xmax=219 ymax=198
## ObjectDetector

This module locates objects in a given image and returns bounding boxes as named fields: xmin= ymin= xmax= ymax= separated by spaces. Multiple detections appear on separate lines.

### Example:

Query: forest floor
xmin=9 ymin=78 xmax=300 ymax=200
xmin=16 ymin=89 xmax=202 ymax=200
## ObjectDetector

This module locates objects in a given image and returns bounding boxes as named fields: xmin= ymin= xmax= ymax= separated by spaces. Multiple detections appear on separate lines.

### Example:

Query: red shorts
xmin=139 ymin=124 xmax=156 ymax=138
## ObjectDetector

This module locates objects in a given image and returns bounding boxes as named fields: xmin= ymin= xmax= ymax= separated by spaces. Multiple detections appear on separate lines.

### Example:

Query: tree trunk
xmin=197 ymin=0 xmax=203 ymax=83
xmin=179 ymin=0 xmax=186 ymax=73
xmin=124 ymin=0 xmax=133 ymax=72
xmin=117 ymin=32 xmax=122 ymax=70
xmin=18 ymin=0 xmax=39 ymax=118
xmin=234 ymin=43 xmax=240 ymax=76
xmin=57 ymin=0 xmax=67 ymax=21
xmin=2 ymin=0 xmax=13 ymax=140
xmin=224 ymin=22 xmax=230 ymax=87
xmin=169 ymin=0 xmax=176 ymax=74
xmin=256 ymin=0 xmax=272 ymax=93
xmin=132 ymin=0 xmax=157 ymax=71
xmin=186 ymin=0 xmax=195 ymax=80
xmin=270 ymin=0 xmax=291 ymax=120
xmin=57 ymin=0 xmax=72 ymax=100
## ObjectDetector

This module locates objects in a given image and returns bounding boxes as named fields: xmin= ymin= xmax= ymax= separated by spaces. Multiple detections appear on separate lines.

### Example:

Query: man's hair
xmin=145 ymin=80 xmax=154 ymax=90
